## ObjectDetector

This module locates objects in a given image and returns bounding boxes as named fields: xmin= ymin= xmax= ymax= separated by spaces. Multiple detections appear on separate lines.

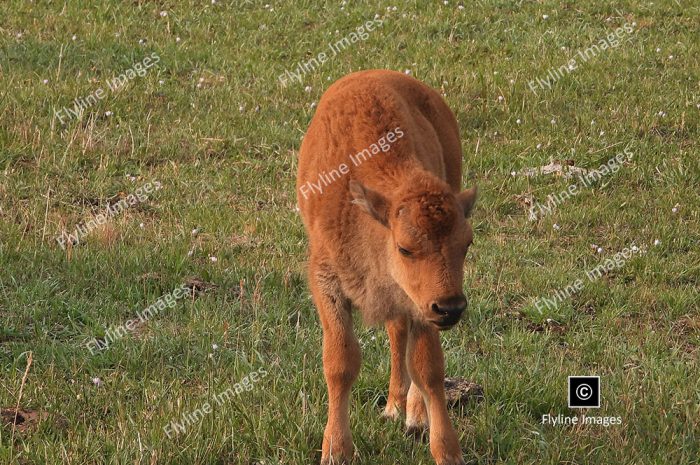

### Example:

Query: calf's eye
xmin=398 ymin=246 xmax=412 ymax=257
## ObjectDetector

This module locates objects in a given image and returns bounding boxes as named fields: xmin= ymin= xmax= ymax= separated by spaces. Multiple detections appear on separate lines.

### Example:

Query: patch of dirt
xmin=0 ymin=408 xmax=48 ymax=433
xmin=139 ymin=272 xmax=162 ymax=282
xmin=513 ymin=193 xmax=534 ymax=208
xmin=672 ymin=315 xmax=700 ymax=336
xmin=182 ymin=276 xmax=217 ymax=297
xmin=444 ymin=377 xmax=484 ymax=408
xmin=230 ymin=233 xmax=260 ymax=248
xmin=514 ymin=159 xmax=588 ymax=179
xmin=526 ymin=319 xmax=568 ymax=335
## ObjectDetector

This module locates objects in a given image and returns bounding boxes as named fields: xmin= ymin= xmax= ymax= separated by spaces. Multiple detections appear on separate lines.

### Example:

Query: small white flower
xmin=516 ymin=118 xmax=521 ymax=124
xmin=138 ymin=39 xmax=145 ymax=45
xmin=404 ymin=69 xmax=412 ymax=75
xmin=672 ymin=207 xmax=678 ymax=213
xmin=304 ymin=85 xmax=312 ymax=93
xmin=632 ymin=22 xmax=637 ymax=27
xmin=72 ymin=35 xmax=77 ymax=41
xmin=631 ymin=245 xmax=639 ymax=252
xmin=374 ymin=13 xmax=380 ymax=19
xmin=668 ymin=55 xmax=674 ymax=59
xmin=392 ymin=5 xmax=397 ymax=11
xmin=92 ymin=377 xmax=102 ymax=387
xmin=139 ymin=222 xmax=145 ymax=229
xmin=655 ymin=48 xmax=661 ymax=52
xmin=208 ymin=353 xmax=214 ymax=359
xmin=443 ymin=0 xmax=448 ymax=5
xmin=458 ymin=5 xmax=464 ymax=10
xmin=176 ymin=37 xmax=181 ymax=43
xmin=536 ymin=143 xmax=542 ymax=149
xmin=497 ymin=95 xmax=504 ymax=102
xmin=209 ymin=256 xmax=218 ymax=262
xmin=371 ymin=335 xmax=376 ymax=341
xmin=159 ymin=79 xmax=165 ymax=85
xmin=550 ymin=118 xmax=556 ymax=124
xmin=561 ymin=46 xmax=567 ymax=51
xmin=310 ymin=102 xmax=317 ymax=109
xmin=105 ymin=111 xmax=113 ymax=116
xmin=159 ymin=10 xmax=168 ymax=17
xmin=599 ymin=130 xmax=605 ymax=136
xmin=199 ymin=77 xmax=205 ymax=83
xmin=212 ymin=343 xmax=219 ymax=350
xmin=542 ymin=14 xmax=549 ymax=19
xmin=16 ymin=32 xmax=23 ymax=38
xmin=597 ymin=247 xmax=604 ymax=254
xmin=654 ymin=239 xmax=661 ymax=246
xmin=546 ymin=318 xmax=553 ymax=323
xmin=553 ymin=223 xmax=560 ymax=230
xmin=590 ymin=119 xmax=595 ymax=125
xmin=510 ymin=171 xmax=516 ymax=177
xmin=187 ymin=249 xmax=194 ymax=257
xmin=212 ymin=0 xmax=217 ymax=3
xmin=191 ymin=228 xmax=199 ymax=236
xmin=238 ymin=105 xmax=245 ymax=112
xmin=509 ymin=79 xmax=515 ymax=84
xmin=43 ymin=79 xmax=49 ymax=84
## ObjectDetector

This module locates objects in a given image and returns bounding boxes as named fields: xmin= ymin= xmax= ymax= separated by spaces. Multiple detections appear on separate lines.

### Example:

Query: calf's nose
xmin=430 ymin=294 xmax=468 ymax=317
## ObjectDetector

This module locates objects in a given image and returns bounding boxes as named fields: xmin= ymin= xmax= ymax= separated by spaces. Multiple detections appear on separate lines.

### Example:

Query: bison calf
xmin=296 ymin=70 xmax=477 ymax=465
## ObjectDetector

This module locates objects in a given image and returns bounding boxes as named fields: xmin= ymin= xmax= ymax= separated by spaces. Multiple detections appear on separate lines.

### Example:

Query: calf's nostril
xmin=431 ymin=302 xmax=445 ymax=315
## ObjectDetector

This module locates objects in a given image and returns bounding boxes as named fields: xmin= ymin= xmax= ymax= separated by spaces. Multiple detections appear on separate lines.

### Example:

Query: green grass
xmin=1 ymin=0 xmax=699 ymax=464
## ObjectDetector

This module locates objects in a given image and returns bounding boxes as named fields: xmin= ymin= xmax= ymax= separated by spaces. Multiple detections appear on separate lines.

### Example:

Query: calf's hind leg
xmin=309 ymin=263 xmax=361 ymax=464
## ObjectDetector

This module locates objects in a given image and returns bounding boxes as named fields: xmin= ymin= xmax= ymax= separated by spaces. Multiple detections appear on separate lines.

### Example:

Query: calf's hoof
xmin=435 ymin=454 xmax=466 ymax=465
xmin=381 ymin=402 xmax=404 ymax=421
xmin=430 ymin=429 xmax=464 ymax=465
xmin=321 ymin=430 xmax=354 ymax=465
xmin=405 ymin=423 xmax=429 ymax=442
xmin=320 ymin=456 xmax=352 ymax=465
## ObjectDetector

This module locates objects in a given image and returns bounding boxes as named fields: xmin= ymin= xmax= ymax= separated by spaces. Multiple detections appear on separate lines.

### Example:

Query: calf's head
xmin=350 ymin=176 xmax=477 ymax=330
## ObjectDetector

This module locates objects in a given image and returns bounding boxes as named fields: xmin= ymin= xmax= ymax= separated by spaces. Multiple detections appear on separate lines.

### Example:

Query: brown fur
xmin=296 ymin=70 xmax=477 ymax=465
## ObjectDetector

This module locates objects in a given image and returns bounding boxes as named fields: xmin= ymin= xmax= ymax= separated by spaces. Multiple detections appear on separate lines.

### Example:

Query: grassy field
xmin=1 ymin=0 xmax=699 ymax=464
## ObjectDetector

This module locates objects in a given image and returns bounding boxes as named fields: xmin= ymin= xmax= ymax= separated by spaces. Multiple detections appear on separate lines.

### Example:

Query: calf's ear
xmin=349 ymin=180 xmax=389 ymax=227
xmin=457 ymin=186 xmax=478 ymax=218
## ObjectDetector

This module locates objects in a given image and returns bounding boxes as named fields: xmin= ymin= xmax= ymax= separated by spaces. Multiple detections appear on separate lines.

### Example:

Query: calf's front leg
xmin=383 ymin=316 xmax=410 ymax=420
xmin=309 ymin=266 xmax=361 ymax=464
xmin=406 ymin=322 xmax=464 ymax=465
